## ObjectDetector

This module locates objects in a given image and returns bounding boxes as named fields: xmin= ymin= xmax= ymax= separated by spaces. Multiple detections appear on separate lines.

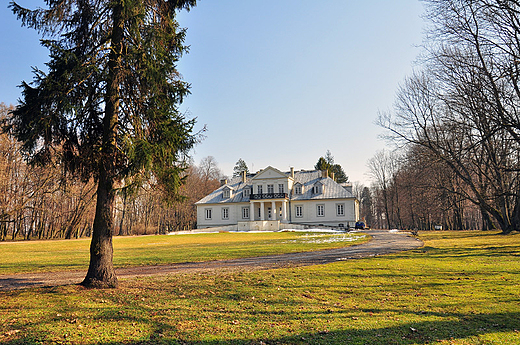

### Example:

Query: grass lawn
xmin=0 ymin=231 xmax=368 ymax=275
xmin=1 ymin=230 xmax=520 ymax=344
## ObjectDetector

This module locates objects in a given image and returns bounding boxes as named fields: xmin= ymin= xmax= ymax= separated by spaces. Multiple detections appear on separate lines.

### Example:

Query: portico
xmin=250 ymin=198 xmax=288 ymax=222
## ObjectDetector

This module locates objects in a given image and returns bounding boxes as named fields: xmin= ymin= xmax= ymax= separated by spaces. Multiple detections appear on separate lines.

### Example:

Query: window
xmin=313 ymin=185 xmax=322 ymax=194
xmin=336 ymin=203 xmax=345 ymax=216
xmin=267 ymin=184 xmax=274 ymax=194
xmin=278 ymin=184 xmax=284 ymax=193
xmin=242 ymin=207 xmax=250 ymax=219
xmin=222 ymin=208 xmax=229 ymax=220
xmin=294 ymin=184 xmax=302 ymax=195
xmin=223 ymin=189 xmax=230 ymax=199
xmin=205 ymin=208 xmax=212 ymax=220
xmin=243 ymin=187 xmax=250 ymax=197
xmin=317 ymin=204 xmax=325 ymax=217
xmin=295 ymin=205 xmax=303 ymax=218
xmin=258 ymin=185 xmax=263 ymax=194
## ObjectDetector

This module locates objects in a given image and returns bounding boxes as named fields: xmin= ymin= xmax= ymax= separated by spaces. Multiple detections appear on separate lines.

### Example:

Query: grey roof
xmin=290 ymin=170 xmax=354 ymax=200
xmin=195 ymin=169 xmax=355 ymax=205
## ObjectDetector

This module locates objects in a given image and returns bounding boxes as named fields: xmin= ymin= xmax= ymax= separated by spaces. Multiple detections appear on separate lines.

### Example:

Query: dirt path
xmin=0 ymin=230 xmax=422 ymax=291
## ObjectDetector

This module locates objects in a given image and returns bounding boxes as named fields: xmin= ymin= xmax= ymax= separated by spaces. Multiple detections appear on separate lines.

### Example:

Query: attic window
xmin=313 ymin=184 xmax=322 ymax=194
xmin=244 ymin=187 xmax=251 ymax=197
xmin=223 ymin=188 xmax=231 ymax=199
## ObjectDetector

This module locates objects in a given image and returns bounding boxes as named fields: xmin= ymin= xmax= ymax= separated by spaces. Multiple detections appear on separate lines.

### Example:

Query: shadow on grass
xmin=2 ymin=310 xmax=519 ymax=345
xmin=108 ymin=312 xmax=520 ymax=345
xmin=415 ymin=245 xmax=520 ymax=259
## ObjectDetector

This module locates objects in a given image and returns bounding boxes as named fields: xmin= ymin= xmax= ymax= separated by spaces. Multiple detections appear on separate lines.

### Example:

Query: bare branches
xmin=380 ymin=0 xmax=520 ymax=233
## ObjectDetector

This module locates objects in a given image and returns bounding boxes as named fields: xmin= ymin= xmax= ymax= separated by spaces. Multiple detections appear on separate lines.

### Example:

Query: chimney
xmin=290 ymin=167 xmax=295 ymax=178
xmin=242 ymin=170 xmax=247 ymax=183
xmin=322 ymin=170 xmax=328 ymax=179
xmin=220 ymin=178 xmax=227 ymax=186
xmin=331 ymin=172 xmax=335 ymax=181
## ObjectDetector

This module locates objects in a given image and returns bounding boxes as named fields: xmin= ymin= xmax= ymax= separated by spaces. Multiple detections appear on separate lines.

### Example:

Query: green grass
xmin=0 ymin=231 xmax=368 ymax=275
xmin=1 ymin=230 xmax=520 ymax=344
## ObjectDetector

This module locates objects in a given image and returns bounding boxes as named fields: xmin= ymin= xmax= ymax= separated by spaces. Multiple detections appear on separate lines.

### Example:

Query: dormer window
xmin=294 ymin=183 xmax=303 ymax=195
xmin=313 ymin=182 xmax=323 ymax=194
xmin=223 ymin=186 xmax=232 ymax=199
xmin=243 ymin=187 xmax=251 ymax=197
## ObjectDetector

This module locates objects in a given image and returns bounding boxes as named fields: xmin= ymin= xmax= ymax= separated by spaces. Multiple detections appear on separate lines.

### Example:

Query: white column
xmin=282 ymin=200 xmax=287 ymax=221
xmin=260 ymin=202 xmax=265 ymax=221
xmin=249 ymin=202 xmax=254 ymax=221
xmin=272 ymin=201 xmax=276 ymax=220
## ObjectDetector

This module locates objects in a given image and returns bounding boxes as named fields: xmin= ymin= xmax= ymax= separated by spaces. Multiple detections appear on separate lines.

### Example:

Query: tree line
xmin=1 ymin=102 xmax=221 ymax=241
xmin=360 ymin=148 xmax=484 ymax=232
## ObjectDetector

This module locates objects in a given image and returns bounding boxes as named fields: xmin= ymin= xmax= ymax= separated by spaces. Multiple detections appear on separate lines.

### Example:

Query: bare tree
xmin=367 ymin=150 xmax=401 ymax=229
xmin=198 ymin=156 xmax=224 ymax=182
xmin=373 ymin=0 xmax=520 ymax=234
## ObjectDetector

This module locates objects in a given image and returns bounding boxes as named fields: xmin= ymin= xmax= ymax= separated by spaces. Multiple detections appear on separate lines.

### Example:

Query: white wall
xmin=198 ymin=199 xmax=358 ymax=229
xmin=196 ymin=203 xmax=250 ymax=228
xmin=290 ymin=199 xmax=357 ymax=227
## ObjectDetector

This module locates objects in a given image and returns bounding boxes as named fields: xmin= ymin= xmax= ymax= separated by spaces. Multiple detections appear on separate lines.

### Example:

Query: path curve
xmin=0 ymin=230 xmax=422 ymax=291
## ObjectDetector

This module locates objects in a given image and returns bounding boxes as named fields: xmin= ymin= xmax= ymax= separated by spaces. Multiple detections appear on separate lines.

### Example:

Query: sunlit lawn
xmin=0 ymin=231 xmax=367 ymax=274
xmin=1 ymin=230 xmax=520 ymax=344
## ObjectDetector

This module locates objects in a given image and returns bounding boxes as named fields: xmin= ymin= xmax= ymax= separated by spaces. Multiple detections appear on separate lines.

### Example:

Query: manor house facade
xmin=195 ymin=166 xmax=359 ymax=231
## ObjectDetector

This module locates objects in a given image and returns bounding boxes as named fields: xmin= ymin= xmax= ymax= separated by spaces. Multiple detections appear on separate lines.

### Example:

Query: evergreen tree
xmin=6 ymin=0 xmax=198 ymax=287
xmin=233 ymin=158 xmax=249 ymax=177
xmin=315 ymin=157 xmax=329 ymax=171
xmin=314 ymin=151 xmax=348 ymax=183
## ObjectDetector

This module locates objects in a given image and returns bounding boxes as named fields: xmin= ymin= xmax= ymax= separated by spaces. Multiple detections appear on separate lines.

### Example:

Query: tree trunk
xmin=383 ymin=189 xmax=391 ymax=229
xmin=82 ymin=170 xmax=118 ymax=288
xmin=480 ymin=205 xmax=494 ymax=231
xmin=118 ymin=191 xmax=127 ymax=236
xmin=81 ymin=2 xmax=123 ymax=288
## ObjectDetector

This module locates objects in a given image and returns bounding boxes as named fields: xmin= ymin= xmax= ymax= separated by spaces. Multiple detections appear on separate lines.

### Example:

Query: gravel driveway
xmin=0 ymin=230 xmax=422 ymax=291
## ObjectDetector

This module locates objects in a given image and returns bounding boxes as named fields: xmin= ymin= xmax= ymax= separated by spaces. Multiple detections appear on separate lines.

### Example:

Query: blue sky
xmin=0 ymin=1 xmax=425 ymax=185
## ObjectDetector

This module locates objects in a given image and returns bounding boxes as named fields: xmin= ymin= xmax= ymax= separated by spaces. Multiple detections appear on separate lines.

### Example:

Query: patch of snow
xmin=282 ymin=234 xmax=366 ymax=244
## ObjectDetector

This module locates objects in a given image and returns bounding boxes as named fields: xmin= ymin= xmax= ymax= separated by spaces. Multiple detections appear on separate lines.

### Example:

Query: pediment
xmin=252 ymin=166 xmax=287 ymax=180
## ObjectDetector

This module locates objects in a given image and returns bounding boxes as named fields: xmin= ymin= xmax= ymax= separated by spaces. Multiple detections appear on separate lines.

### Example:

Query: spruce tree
xmin=233 ymin=158 xmax=249 ymax=177
xmin=314 ymin=151 xmax=348 ymax=183
xmin=6 ymin=0 xmax=198 ymax=288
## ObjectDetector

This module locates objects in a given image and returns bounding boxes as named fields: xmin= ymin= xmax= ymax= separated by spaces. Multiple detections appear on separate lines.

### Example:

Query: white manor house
xmin=195 ymin=166 xmax=359 ymax=231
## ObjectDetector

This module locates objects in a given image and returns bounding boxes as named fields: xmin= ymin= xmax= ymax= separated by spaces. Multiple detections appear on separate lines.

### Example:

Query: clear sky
xmin=0 ymin=1 xmax=425 ymax=185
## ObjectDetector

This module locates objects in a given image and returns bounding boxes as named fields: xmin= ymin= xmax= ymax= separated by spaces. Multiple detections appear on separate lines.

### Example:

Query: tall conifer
xmin=7 ymin=0 xmax=198 ymax=287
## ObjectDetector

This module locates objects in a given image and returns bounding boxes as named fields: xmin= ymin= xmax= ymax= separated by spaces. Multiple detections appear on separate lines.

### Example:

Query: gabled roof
xmin=252 ymin=166 xmax=288 ymax=180
xmin=195 ymin=168 xmax=355 ymax=205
